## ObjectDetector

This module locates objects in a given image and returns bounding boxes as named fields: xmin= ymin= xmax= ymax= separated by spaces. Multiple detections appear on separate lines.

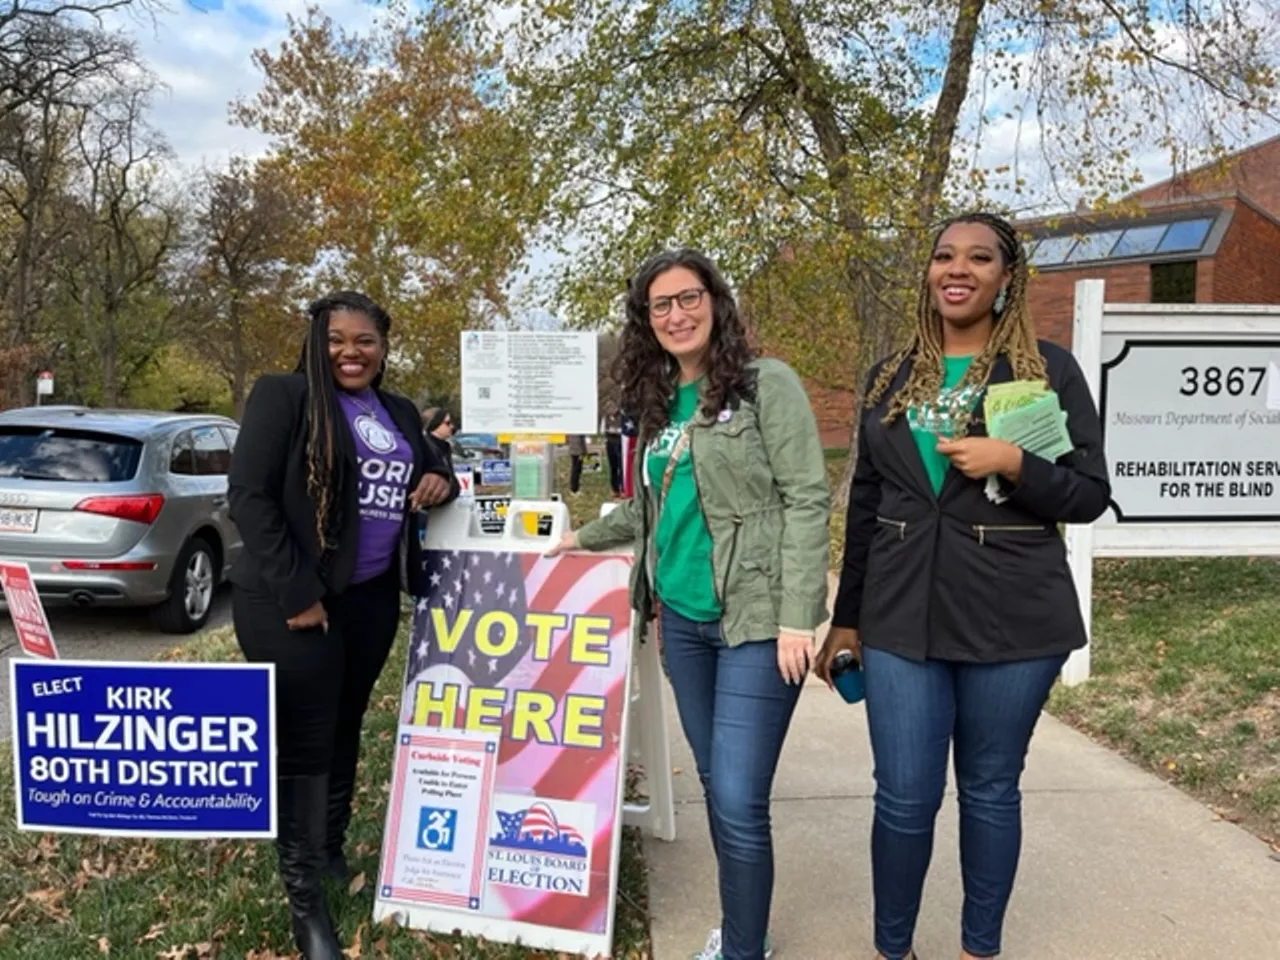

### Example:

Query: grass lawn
xmin=0 ymin=627 xmax=651 ymax=958
xmin=1048 ymin=555 xmax=1280 ymax=845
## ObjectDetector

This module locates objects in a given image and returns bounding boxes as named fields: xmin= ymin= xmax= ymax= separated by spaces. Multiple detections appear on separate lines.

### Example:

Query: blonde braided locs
xmin=865 ymin=211 xmax=1047 ymax=431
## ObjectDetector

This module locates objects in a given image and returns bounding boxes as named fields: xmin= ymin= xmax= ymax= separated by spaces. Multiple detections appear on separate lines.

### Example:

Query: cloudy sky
xmin=111 ymin=0 xmax=382 ymax=173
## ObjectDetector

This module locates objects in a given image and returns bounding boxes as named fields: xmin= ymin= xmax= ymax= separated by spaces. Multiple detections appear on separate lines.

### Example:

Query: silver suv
xmin=0 ymin=406 xmax=243 ymax=633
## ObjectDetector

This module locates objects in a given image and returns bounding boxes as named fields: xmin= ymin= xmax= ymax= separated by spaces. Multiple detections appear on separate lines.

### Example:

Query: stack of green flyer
xmin=983 ymin=380 xmax=1074 ymax=462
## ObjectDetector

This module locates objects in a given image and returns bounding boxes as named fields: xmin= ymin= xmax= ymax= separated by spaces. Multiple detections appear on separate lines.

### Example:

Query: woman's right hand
xmin=814 ymin=626 xmax=860 ymax=689
xmin=544 ymin=532 xmax=580 ymax=558
xmin=286 ymin=600 xmax=328 ymax=633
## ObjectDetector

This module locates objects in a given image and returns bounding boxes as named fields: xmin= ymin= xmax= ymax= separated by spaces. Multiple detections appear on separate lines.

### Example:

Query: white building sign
xmin=1064 ymin=280 xmax=1280 ymax=687
xmin=1099 ymin=340 xmax=1280 ymax=522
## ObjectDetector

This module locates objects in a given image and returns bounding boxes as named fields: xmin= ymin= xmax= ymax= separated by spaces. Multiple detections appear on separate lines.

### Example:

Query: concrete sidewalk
xmin=643 ymin=671 xmax=1280 ymax=958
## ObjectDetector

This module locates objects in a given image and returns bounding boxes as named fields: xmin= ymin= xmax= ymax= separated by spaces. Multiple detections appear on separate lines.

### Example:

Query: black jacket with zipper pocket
xmin=227 ymin=372 xmax=459 ymax=619
xmin=832 ymin=340 xmax=1111 ymax=663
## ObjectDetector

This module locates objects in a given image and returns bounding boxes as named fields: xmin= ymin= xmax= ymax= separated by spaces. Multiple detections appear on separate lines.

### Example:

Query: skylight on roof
xmin=1110 ymin=224 xmax=1167 ymax=257
xmin=1157 ymin=218 xmax=1213 ymax=252
xmin=1067 ymin=229 xmax=1124 ymax=262
xmin=1028 ymin=215 xmax=1219 ymax=267
xmin=1028 ymin=235 xmax=1077 ymax=265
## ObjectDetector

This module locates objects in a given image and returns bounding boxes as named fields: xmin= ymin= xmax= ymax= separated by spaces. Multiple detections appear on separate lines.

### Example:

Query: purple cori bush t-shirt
xmin=337 ymin=389 xmax=414 ymax=584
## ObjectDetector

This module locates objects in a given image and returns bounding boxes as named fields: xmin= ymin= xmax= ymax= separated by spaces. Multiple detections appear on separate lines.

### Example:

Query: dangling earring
xmin=993 ymin=286 xmax=1008 ymax=315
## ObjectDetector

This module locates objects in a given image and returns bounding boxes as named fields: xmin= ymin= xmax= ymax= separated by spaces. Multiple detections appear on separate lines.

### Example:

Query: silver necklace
xmin=346 ymin=389 xmax=381 ymax=422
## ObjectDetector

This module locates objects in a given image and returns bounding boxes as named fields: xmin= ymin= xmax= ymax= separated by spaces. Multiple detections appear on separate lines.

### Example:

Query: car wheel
xmin=151 ymin=536 xmax=216 ymax=634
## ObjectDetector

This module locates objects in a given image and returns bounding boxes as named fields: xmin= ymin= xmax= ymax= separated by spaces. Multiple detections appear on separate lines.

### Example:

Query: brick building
xmin=782 ymin=135 xmax=1280 ymax=448
xmin=1020 ymin=134 xmax=1280 ymax=346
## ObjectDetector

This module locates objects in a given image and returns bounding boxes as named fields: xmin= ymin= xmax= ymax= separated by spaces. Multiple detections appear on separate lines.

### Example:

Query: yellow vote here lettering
xmin=411 ymin=683 xmax=609 ymax=749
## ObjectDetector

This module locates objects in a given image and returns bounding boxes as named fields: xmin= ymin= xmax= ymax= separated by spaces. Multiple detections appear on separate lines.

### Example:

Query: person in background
xmin=549 ymin=248 xmax=831 ymax=960
xmin=601 ymin=403 xmax=624 ymax=498
xmin=567 ymin=432 xmax=587 ymax=494
xmin=229 ymin=291 xmax=458 ymax=960
xmin=620 ymin=410 xmax=638 ymax=498
xmin=817 ymin=212 xmax=1110 ymax=960
xmin=421 ymin=406 xmax=456 ymax=471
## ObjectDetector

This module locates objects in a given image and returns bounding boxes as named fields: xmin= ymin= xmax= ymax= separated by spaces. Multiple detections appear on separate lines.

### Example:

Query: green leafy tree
xmin=463 ymin=0 xmax=1277 ymax=447
xmin=233 ymin=2 xmax=547 ymax=403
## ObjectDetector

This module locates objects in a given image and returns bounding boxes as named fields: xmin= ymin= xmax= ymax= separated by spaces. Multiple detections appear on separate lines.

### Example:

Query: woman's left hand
xmin=409 ymin=473 xmax=452 ymax=510
xmin=935 ymin=437 xmax=1023 ymax=482
xmin=777 ymin=629 xmax=814 ymax=685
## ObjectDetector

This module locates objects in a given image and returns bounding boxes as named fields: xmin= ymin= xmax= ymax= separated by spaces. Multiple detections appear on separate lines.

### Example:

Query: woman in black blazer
xmin=817 ymin=213 xmax=1110 ymax=960
xmin=228 ymin=291 xmax=457 ymax=960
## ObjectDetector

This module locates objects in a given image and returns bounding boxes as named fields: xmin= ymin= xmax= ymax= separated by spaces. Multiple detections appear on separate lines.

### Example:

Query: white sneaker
xmin=691 ymin=927 xmax=721 ymax=960
xmin=691 ymin=927 xmax=774 ymax=959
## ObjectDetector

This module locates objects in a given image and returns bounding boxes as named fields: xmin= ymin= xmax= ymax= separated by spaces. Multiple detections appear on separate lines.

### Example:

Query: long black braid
xmin=295 ymin=291 xmax=392 ymax=553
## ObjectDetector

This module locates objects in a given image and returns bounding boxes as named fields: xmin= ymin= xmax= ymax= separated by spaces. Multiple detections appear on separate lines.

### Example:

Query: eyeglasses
xmin=647 ymin=286 xmax=707 ymax=318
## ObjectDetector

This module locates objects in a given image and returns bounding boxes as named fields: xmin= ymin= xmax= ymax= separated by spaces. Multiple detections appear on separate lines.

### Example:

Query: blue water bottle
xmin=830 ymin=649 xmax=865 ymax=704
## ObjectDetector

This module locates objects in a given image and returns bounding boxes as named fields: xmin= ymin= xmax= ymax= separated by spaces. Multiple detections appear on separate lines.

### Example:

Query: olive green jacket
xmin=576 ymin=358 xmax=831 ymax=646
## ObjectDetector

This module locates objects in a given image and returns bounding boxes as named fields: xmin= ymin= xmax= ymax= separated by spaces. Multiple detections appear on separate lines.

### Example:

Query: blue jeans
xmin=862 ymin=646 xmax=1067 ymax=959
xmin=660 ymin=606 xmax=801 ymax=960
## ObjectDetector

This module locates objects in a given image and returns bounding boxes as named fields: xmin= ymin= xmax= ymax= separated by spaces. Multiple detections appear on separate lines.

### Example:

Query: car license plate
xmin=0 ymin=507 xmax=37 ymax=533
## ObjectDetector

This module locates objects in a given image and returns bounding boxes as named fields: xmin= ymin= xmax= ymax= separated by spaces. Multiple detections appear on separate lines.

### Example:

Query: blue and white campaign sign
xmin=9 ymin=659 xmax=275 ymax=838
xmin=481 ymin=459 xmax=513 ymax=486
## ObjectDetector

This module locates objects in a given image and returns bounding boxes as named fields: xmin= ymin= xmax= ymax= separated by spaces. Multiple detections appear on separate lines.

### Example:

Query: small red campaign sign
xmin=0 ymin=562 xmax=58 ymax=659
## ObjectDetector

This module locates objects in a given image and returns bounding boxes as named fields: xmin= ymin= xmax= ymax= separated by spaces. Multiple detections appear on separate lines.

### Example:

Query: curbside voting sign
xmin=10 ymin=660 xmax=276 ymax=838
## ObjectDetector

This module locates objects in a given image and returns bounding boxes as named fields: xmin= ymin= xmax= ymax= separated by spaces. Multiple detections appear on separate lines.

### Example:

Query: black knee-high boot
xmin=323 ymin=770 xmax=355 ymax=883
xmin=277 ymin=773 xmax=343 ymax=959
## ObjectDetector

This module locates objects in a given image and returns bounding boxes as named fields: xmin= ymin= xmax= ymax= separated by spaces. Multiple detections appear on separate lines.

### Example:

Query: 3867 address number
xmin=1178 ymin=366 xmax=1267 ymax=397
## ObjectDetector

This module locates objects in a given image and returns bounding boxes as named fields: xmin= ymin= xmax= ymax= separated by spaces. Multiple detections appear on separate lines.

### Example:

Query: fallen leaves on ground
xmin=23 ymin=887 xmax=69 ymax=922
xmin=137 ymin=921 xmax=168 ymax=944
xmin=156 ymin=944 xmax=213 ymax=960
xmin=344 ymin=921 xmax=366 ymax=958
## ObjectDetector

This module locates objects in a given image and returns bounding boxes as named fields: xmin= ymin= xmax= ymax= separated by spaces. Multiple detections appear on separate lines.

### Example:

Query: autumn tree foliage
xmin=233 ymin=3 xmax=546 ymax=402
xmin=460 ymin=0 xmax=1278 ymax=418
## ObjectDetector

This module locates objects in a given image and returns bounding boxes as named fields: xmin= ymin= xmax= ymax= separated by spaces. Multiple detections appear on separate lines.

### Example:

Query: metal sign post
xmin=34 ymin=370 xmax=52 ymax=406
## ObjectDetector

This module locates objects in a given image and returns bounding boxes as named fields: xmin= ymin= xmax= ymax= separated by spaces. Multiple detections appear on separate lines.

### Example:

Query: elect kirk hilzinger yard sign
xmin=9 ymin=660 xmax=276 ymax=838
xmin=1063 ymin=279 xmax=1280 ymax=685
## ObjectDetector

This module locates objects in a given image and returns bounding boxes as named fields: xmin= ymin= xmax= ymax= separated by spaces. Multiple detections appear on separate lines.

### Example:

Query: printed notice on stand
xmin=377 ymin=727 xmax=501 ymax=912
xmin=460 ymin=331 xmax=598 ymax=436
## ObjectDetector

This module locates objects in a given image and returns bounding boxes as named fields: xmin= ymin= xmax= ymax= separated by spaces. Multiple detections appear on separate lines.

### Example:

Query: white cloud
xmin=107 ymin=0 xmax=383 ymax=175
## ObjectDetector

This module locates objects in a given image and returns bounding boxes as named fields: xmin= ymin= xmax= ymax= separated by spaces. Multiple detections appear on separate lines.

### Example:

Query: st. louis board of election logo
xmin=486 ymin=795 xmax=595 ymax=897
xmin=354 ymin=414 xmax=398 ymax=455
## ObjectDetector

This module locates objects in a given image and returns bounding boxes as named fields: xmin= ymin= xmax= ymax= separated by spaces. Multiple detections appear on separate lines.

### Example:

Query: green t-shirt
xmin=907 ymin=354 xmax=979 ymax=495
xmin=646 ymin=380 xmax=722 ymax=622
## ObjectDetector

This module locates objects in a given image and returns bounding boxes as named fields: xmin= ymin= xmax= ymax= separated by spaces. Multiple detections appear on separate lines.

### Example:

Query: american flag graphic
xmin=399 ymin=546 xmax=633 ymax=936
xmin=406 ymin=549 xmax=532 ymax=688
xmin=519 ymin=802 xmax=559 ymax=842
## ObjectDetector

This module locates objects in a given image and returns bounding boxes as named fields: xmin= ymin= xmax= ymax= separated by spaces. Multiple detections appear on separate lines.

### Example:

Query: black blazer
xmin=227 ymin=373 xmax=459 ymax=618
xmin=426 ymin=432 xmax=455 ymax=472
xmin=832 ymin=340 xmax=1111 ymax=662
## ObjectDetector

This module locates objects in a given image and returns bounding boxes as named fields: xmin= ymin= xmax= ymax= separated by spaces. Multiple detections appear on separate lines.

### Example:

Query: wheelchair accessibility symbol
xmin=416 ymin=807 xmax=458 ymax=853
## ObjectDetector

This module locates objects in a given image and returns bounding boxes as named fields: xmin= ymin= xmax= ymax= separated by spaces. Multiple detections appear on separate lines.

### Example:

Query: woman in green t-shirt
xmin=549 ymin=249 xmax=831 ymax=960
